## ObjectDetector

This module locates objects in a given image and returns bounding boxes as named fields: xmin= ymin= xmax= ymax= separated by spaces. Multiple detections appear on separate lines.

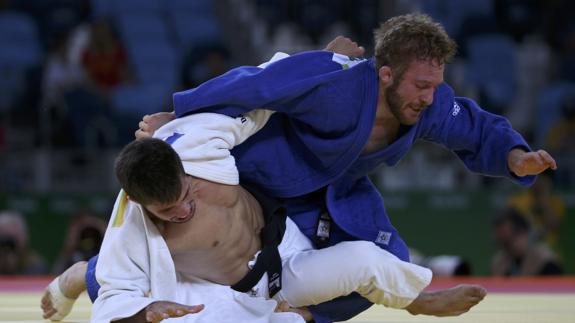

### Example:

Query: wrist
xmin=507 ymin=148 xmax=526 ymax=175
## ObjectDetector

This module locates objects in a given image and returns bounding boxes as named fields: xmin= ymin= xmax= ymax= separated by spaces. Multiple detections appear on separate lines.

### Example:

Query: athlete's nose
xmin=420 ymin=88 xmax=434 ymax=107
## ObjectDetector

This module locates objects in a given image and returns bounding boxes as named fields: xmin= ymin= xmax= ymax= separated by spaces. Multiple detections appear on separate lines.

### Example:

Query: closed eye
xmin=159 ymin=185 xmax=191 ymax=213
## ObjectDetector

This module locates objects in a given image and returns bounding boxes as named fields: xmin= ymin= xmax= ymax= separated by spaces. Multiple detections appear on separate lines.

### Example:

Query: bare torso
xmin=153 ymin=184 xmax=265 ymax=286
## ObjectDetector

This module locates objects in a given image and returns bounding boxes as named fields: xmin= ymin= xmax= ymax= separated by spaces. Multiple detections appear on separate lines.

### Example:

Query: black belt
xmin=231 ymin=205 xmax=286 ymax=297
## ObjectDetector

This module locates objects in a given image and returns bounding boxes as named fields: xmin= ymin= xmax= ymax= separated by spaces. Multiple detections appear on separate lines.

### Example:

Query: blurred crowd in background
xmin=0 ymin=0 xmax=573 ymax=277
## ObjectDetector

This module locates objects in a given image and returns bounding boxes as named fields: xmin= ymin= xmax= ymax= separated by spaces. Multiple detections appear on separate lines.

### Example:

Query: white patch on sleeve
xmin=331 ymin=53 xmax=365 ymax=69
xmin=375 ymin=231 xmax=392 ymax=245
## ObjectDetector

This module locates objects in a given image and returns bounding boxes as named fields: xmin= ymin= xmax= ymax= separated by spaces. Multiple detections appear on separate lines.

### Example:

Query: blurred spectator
xmin=494 ymin=0 xmax=542 ymax=42
xmin=41 ymin=30 xmax=87 ymax=110
xmin=52 ymin=211 xmax=106 ymax=275
xmin=63 ymin=19 xmax=128 ymax=148
xmin=0 ymin=0 xmax=8 ymax=11
xmin=81 ymin=19 xmax=128 ymax=95
xmin=0 ymin=210 xmax=48 ymax=275
xmin=545 ymin=94 xmax=575 ymax=187
xmin=410 ymin=248 xmax=472 ymax=276
xmin=491 ymin=207 xmax=563 ymax=276
xmin=181 ymin=43 xmax=231 ymax=89
xmin=40 ymin=31 xmax=87 ymax=146
xmin=546 ymin=94 xmax=575 ymax=154
xmin=558 ymin=23 xmax=575 ymax=82
xmin=507 ymin=170 xmax=565 ymax=252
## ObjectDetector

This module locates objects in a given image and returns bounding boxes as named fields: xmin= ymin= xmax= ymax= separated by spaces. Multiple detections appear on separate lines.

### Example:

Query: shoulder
xmin=434 ymin=83 xmax=455 ymax=106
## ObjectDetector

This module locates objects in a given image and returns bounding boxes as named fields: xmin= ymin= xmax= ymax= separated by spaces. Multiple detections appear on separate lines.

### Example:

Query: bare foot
xmin=41 ymin=261 xmax=88 ymax=320
xmin=405 ymin=284 xmax=486 ymax=317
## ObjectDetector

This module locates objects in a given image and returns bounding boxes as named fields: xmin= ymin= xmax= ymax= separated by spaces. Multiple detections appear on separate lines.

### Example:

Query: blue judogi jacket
xmin=173 ymin=50 xmax=535 ymax=322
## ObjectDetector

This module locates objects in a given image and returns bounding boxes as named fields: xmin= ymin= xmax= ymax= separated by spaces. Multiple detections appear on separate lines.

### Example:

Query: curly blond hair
xmin=374 ymin=14 xmax=457 ymax=77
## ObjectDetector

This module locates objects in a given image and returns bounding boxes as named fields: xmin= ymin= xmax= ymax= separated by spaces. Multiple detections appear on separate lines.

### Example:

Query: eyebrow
xmin=415 ymin=80 xmax=442 ymax=88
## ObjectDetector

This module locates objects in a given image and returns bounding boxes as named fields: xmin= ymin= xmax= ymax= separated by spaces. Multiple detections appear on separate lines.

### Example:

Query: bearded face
xmin=384 ymin=60 xmax=445 ymax=125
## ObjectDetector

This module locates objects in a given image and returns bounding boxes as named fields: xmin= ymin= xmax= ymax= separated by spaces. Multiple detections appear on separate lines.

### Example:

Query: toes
xmin=470 ymin=287 xmax=487 ymax=300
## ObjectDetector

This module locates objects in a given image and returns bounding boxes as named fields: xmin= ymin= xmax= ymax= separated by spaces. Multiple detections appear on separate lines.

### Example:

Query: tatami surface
xmin=1 ymin=278 xmax=574 ymax=322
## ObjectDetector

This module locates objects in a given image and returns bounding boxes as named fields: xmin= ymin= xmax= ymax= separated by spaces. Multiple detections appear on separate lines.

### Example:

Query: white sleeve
xmin=91 ymin=192 xmax=156 ymax=322
xmin=152 ymin=110 xmax=273 ymax=185
xmin=149 ymin=53 xmax=290 ymax=185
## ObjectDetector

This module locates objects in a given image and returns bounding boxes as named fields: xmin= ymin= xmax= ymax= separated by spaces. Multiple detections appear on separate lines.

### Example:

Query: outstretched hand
xmin=144 ymin=301 xmax=204 ymax=322
xmin=135 ymin=112 xmax=176 ymax=139
xmin=324 ymin=36 xmax=365 ymax=58
xmin=507 ymin=148 xmax=557 ymax=177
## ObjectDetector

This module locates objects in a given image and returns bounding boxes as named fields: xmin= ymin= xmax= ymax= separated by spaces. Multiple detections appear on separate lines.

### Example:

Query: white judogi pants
xmin=252 ymin=218 xmax=432 ymax=309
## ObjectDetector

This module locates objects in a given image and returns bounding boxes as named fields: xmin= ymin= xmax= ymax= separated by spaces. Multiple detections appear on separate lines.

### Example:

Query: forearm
xmin=172 ymin=51 xmax=343 ymax=117
xmin=428 ymin=93 xmax=536 ymax=185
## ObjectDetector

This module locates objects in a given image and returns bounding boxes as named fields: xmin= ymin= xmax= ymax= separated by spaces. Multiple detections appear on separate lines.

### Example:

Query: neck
xmin=377 ymin=82 xmax=399 ymax=122
xmin=377 ymin=87 xmax=400 ymax=135
xmin=362 ymin=94 xmax=400 ymax=154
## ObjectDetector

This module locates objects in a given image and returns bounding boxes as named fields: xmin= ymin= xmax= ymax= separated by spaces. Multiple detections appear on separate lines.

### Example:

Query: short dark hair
xmin=114 ymin=138 xmax=185 ymax=206
xmin=374 ymin=14 xmax=457 ymax=76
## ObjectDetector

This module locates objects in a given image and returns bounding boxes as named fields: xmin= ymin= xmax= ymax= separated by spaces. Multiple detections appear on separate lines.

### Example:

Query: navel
xmin=212 ymin=240 xmax=220 ymax=247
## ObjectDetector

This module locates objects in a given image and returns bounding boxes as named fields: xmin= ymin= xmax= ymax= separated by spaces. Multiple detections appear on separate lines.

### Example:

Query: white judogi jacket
xmin=91 ymin=110 xmax=306 ymax=322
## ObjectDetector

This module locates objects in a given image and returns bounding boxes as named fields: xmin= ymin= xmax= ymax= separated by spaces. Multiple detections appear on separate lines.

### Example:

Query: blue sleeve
xmin=172 ymin=50 xmax=352 ymax=118
xmin=171 ymin=52 xmax=379 ymax=198
xmin=308 ymin=293 xmax=373 ymax=323
xmin=85 ymin=254 xmax=100 ymax=303
xmin=421 ymin=85 xmax=535 ymax=186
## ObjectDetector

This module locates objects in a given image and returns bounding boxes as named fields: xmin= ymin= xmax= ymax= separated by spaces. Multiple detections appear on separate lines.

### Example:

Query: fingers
xmin=135 ymin=129 xmax=151 ymax=139
xmin=43 ymin=308 xmax=57 ymax=319
xmin=40 ymin=292 xmax=56 ymax=319
xmin=325 ymin=35 xmax=364 ymax=57
xmin=525 ymin=150 xmax=557 ymax=175
xmin=537 ymin=149 xmax=557 ymax=170
xmin=175 ymin=304 xmax=204 ymax=315
xmin=186 ymin=304 xmax=205 ymax=313
xmin=145 ymin=304 xmax=204 ymax=322
xmin=41 ymin=299 xmax=57 ymax=319
xmin=139 ymin=120 xmax=150 ymax=132
xmin=136 ymin=112 xmax=176 ymax=140
xmin=275 ymin=301 xmax=290 ymax=312
xmin=40 ymin=293 xmax=50 ymax=306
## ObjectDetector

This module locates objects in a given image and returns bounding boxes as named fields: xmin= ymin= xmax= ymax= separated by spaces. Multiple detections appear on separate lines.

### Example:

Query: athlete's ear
xmin=378 ymin=66 xmax=392 ymax=86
